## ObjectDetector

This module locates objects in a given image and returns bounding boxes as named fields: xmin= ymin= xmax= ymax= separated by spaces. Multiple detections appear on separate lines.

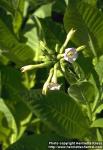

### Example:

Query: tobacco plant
xmin=0 ymin=0 xmax=103 ymax=150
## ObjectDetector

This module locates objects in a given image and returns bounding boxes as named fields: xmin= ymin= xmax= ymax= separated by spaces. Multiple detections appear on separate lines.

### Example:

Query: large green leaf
xmin=25 ymin=90 xmax=89 ymax=139
xmin=75 ymin=54 xmax=100 ymax=90
xmin=1 ymin=65 xmax=32 ymax=141
xmin=64 ymin=1 xmax=103 ymax=56
xmin=0 ymin=0 xmax=25 ymax=34
xmin=0 ymin=17 xmax=34 ymax=64
xmin=7 ymin=134 xmax=66 ymax=150
xmin=68 ymin=81 xmax=97 ymax=103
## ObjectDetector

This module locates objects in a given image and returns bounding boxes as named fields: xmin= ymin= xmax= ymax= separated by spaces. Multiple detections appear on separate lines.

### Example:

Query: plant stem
xmin=55 ymin=43 xmax=59 ymax=52
xmin=87 ymin=103 xmax=92 ymax=122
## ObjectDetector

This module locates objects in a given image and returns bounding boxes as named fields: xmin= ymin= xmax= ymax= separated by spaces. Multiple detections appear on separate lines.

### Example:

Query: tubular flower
xmin=21 ymin=65 xmax=34 ymax=72
xmin=64 ymin=48 xmax=78 ymax=63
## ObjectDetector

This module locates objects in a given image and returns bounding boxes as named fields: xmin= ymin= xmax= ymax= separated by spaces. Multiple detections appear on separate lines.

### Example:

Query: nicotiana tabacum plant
xmin=20 ymin=28 xmax=103 ymax=143
xmin=21 ymin=29 xmax=85 ymax=94
xmin=1 ymin=1 xmax=103 ymax=150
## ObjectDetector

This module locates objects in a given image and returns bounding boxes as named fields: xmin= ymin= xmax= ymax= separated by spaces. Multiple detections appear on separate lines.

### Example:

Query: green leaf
xmin=81 ymin=0 xmax=97 ymax=6
xmin=25 ymin=90 xmax=89 ymax=139
xmin=64 ymin=2 xmax=103 ymax=56
xmin=0 ymin=0 xmax=15 ymax=14
xmin=23 ymin=17 xmax=42 ymax=61
xmin=69 ymin=0 xmax=97 ymax=6
xmin=76 ymin=54 xmax=100 ymax=90
xmin=1 ymin=65 xmax=32 ymax=141
xmin=72 ymin=62 xmax=85 ymax=81
xmin=60 ymin=62 xmax=78 ymax=84
xmin=53 ymin=0 xmax=66 ymax=14
xmin=0 ymin=65 xmax=26 ymax=95
xmin=65 ymin=0 xmax=68 ymax=5
xmin=13 ymin=0 xmax=25 ymax=34
xmin=94 ymin=55 xmax=103 ymax=84
xmin=94 ymin=103 xmax=103 ymax=114
xmin=0 ymin=98 xmax=17 ymax=145
xmin=40 ymin=18 xmax=66 ymax=50
xmin=96 ymin=129 xmax=103 ymax=141
xmin=7 ymin=134 xmax=66 ymax=150
xmin=34 ymin=2 xmax=53 ymax=18
xmin=0 ymin=17 xmax=34 ymax=64
xmin=68 ymin=81 xmax=96 ymax=103
xmin=91 ymin=118 xmax=103 ymax=128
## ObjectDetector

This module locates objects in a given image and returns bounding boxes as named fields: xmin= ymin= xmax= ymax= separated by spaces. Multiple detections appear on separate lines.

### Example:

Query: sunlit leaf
xmin=34 ymin=2 xmax=53 ymax=18
xmin=23 ymin=16 xmax=42 ymax=61
xmin=64 ymin=1 xmax=103 ymax=56
xmin=0 ymin=17 xmax=34 ymax=64
xmin=91 ymin=118 xmax=103 ymax=128
xmin=25 ymin=90 xmax=89 ymax=139
xmin=68 ymin=81 xmax=97 ymax=103
xmin=13 ymin=0 xmax=25 ymax=34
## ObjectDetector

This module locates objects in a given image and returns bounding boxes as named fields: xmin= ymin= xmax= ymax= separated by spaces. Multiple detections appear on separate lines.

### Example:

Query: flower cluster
xmin=21 ymin=29 xmax=85 ymax=94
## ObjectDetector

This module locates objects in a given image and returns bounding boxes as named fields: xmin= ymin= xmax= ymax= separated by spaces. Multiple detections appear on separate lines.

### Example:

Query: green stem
xmin=87 ymin=103 xmax=92 ymax=122
xmin=55 ymin=43 xmax=59 ymax=52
